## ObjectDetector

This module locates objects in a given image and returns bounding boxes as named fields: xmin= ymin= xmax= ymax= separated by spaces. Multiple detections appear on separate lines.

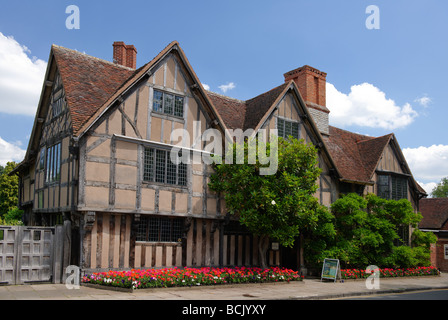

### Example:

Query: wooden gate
xmin=0 ymin=226 xmax=65 ymax=285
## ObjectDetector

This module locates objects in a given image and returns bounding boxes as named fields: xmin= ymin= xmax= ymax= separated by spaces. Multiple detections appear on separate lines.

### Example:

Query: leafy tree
xmin=0 ymin=162 xmax=19 ymax=216
xmin=209 ymin=137 xmax=328 ymax=269
xmin=323 ymin=193 xmax=435 ymax=269
xmin=431 ymin=177 xmax=448 ymax=198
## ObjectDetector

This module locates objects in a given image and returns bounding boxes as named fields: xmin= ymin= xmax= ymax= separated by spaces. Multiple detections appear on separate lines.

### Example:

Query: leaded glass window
xmin=143 ymin=147 xmax=187 ymax=186
xmin=136 ymin=216 xmax=184 ymax=243
xmin=153 ymin=89 xmax=184 ymax=118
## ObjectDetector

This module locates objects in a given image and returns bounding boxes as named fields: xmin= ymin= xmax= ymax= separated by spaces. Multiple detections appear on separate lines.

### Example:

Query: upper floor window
xmin=46 ymin=143 xmax=61 ymax=183
xmin=377 ymin=174 xmax=408 ymax=200
xmin=153 ymin=89 xmax=184 ymax=118
xmin=277 ymin=118 xmax=299 ymax=140
xmin=143 ymin=147 xmax=187 ymax=187
xmin=52 ymin=97 xmax=63 ymax=118
xmin=38 ymin=148 xmax=45 ymax=171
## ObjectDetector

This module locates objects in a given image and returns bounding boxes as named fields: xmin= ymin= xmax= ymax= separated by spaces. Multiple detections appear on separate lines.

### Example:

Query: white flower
xmin=271 ymin=200 xmax=276 ymax=205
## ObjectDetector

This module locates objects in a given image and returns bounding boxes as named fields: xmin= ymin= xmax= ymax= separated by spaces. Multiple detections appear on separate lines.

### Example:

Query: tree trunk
xmin=258 ymin=235 xmax=270 ymax=269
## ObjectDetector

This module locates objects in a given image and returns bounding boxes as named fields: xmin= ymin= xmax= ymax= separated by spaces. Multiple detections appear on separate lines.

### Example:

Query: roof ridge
xmin=206 ymin=90 xmax=247 ymax=104
xmin=329 ymin=125 xmax=375 ymax=141
xmin=51 ymin=44 xmax=136 ymax=71
xmin=246 ymin=82 xmax=288 ymax=103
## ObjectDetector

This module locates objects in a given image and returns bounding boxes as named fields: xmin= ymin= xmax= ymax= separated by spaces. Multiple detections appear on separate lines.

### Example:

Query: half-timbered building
xmin=13 ymin=41 xmax=426 ymax=273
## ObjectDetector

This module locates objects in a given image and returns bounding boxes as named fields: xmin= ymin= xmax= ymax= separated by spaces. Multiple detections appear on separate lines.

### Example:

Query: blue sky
xmin=0 ymin=0 xmax=447 ymax=193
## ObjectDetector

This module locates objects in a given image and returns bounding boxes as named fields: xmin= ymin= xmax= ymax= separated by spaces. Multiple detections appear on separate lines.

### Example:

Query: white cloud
xmin=218 ymin=82 xmax=236 ymax=93
xmin=202 ymin=83 xmax=210 ymax=91
xmin=403 ymin=145 xmax=448 ymax=194
xmin=417 ymin=181 xmax=437 ymax=196
xmin=0 ymin=32 xmax=47 ymax=116
xmin=414 ymin=95 xmax=432 ymax=108
xmin=0 ymin=137 xmax=26 ymax=166
xmin=327 ymin=82 xmax=418 ymax=130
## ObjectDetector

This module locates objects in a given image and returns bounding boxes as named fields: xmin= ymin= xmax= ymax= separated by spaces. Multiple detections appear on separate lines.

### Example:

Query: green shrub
xmin=0 ymin=207 xmax=23 ymax=226
xmin=385 ymin=246 xmax=416 ymax=268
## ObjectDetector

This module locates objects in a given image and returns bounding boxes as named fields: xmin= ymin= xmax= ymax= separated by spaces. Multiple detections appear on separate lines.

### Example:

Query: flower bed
xmin=341 ymin=266 xmax=440 ymax=280
xmin=82 ymin=267 xmax=303 ymax=290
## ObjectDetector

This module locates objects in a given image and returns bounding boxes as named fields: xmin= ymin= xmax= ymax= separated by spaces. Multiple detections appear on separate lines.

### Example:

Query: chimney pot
xmin=284 ymin=65 xmax=327 ymax=107
xmin=284 ymin=65 xmax=330 ymax=136
xmin=113 ymin=41 xmax=137 ymax=69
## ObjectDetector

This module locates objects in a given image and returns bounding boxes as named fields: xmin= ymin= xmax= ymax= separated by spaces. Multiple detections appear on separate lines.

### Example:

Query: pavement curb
xmin=295 ymin=285 xmax=448 ymax=300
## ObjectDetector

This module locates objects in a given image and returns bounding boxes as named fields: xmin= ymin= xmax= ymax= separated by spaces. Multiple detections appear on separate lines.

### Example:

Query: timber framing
xmin=14 ymin=40 xmax=426 ymax=273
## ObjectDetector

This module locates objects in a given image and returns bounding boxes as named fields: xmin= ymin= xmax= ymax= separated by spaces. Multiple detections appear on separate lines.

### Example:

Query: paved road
xmin=1 ymin=273 xmax=447 ymax=300
xmin=340 ymin=288 xmax=448 ymax=300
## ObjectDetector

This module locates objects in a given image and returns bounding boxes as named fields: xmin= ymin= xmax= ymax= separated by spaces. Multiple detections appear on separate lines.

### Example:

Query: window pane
xmin=153 ymin=90 xmax=163 ymax=112
xmin=174 ymin=96 xmax=184 ymax=117
xmin=178 ymin=162 xmax=187 ymax=186
xmin=51 ymin=145 xmax=56 ymax=181
xmin=52 ymin=98 xmax=62 ymax=118
xmin=378 ymin=175 xmax=390 ymax=200
xmin=39 ymin=148 xmax=45 ymax=170
xmin=160 ymin=218 xmax=171 ymax=242
xmin=172 ymin=219 xmax=183 ymax=242
xmin=285 ymin=121 xmax=292 ymax=138
xmin=166 ymin=157 xmax=177 ymax=185
xmin=164 ymin=93 xmax=174 ymax=115
xmin=46 ymin=147 xmax=52 ymax=182
xmin=155 ymin=149 xmax=166 ymax=183
xmin=391 ymin=176 xmax=407 ymax=200
xmin=55 ymin=143 xmax=61 ymax=181
xmin=277 ymin=119 xmax=285 ymax=138
xmin=148 ymin=217 xmax=159 ymax=242
xmin=137 ymin=216 xmax=148 ymax=241
xmin=143 ymin=148 xmax=154 ymax=181
xmin=292 ymin=123 xmax=299 ymax=140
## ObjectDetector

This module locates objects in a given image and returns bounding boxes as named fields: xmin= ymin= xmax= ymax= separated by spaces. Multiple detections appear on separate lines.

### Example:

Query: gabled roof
xmin=244 ymin=83 xmax=290 ymax=132
xmin=75 ymin=41 xmax=227 ymax=139
xmin=207 ymin=81 xmax=342 ymax=179
xmin=207 ymin=82 xmax=289 ymax=131
xmin=52 ymin=45 xmax=136 ymax=135
xmin=326 ymin=126 xmax=393 ymax=184
xmin=326 ymin=126 xmax=427 ymax=196
xmin=206 ymin=91 xmax=246 ymax=130
xmin=419 ymin=198 xmax=448 ymax=229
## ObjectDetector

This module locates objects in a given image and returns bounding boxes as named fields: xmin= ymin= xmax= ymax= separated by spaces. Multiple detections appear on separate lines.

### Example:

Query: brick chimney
xmin=284 ymin=65 xmax=330 ymax=136
xmin=113 ymin=41 xmax=137 ymax=69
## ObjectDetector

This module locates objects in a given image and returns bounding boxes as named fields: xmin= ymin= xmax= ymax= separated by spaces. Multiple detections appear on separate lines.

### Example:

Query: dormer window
xmin=153 ymin=89 xmax=184 ymax=118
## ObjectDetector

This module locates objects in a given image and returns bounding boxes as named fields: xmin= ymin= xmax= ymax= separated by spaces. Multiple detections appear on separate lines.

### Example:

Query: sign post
xmin=321 ymin=258 xmax=341 ymax=283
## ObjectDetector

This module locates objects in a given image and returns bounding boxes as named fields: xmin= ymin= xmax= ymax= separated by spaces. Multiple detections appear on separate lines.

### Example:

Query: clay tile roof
xmin=357 ymin=132 xmax=393 ymax=178
xmin=244 ymin=83 xmax=289 ymax=131
xmin=206 ymin=91 xmax=246 ymax=130
xmin=206 ymin=83 xmax=288 ymax=131
xmin=419 ymin=198 xmax=448 ymax=229
xmin=52 ymin=45 xmax=135 ymax=135
xmin=326 ymin=126 xmax=392 ymax=183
